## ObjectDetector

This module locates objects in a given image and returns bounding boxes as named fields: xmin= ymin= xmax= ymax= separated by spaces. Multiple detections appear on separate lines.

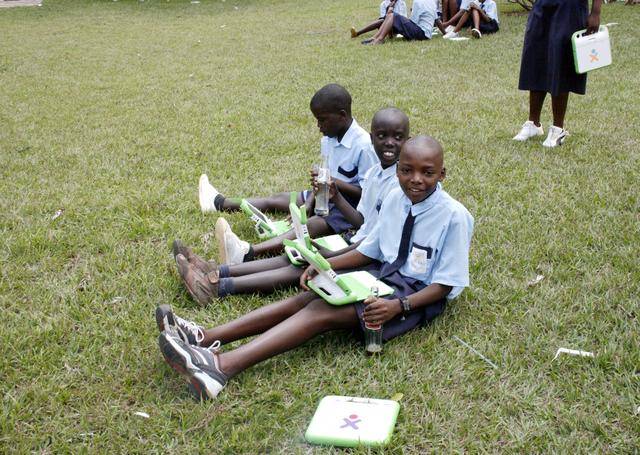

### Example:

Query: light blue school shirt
xmin=481 ymin=0 xmax=499 ymax=23
xmin=410 ymin=0 xmax=438 ymax=39
xmin=320 ymin=119 xmax=378 ymax=188
xmin=357 ymin=184 xmax=474 ymax=299
xmin=350 ymin=163 xmax=399 ymax=244
xmin=380 ymin=0 xmax=408 ymax=18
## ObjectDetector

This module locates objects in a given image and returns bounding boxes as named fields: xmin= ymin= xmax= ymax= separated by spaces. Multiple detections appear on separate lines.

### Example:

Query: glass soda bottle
xmin=364 ymin=286 xmax=383 ymax=355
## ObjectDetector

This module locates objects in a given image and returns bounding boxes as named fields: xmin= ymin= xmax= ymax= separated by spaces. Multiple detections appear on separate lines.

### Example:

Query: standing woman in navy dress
xmin=513 ymin=0 xmax=602 ymax=147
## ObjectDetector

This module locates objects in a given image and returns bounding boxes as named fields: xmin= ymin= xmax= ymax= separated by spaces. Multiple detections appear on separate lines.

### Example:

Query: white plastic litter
xmin=134 ymin=411 xmax=150 ymax=419
xmin=552 ymin=348 xmax=595 ymax=361
xmin=51 ymin=209 xmax=64 ymax=220
xmin=527 ymin=274 xmax=545 ymax=287
xmin=448 ymin=37 xmax=470 ymax=41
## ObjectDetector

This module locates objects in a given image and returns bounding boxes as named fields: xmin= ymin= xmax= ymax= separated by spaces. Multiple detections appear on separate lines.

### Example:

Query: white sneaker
xmin=215 ymin=217 xmax=250 ymax=265
xmin=445 ymin=25 xmax=455 ymax=33
xmin=198 ymin=174 xmax=219 ymax=213
xmin=443 ymin=31 xmax=459 ymax=39
xmin=513 ymin=121 xmax=544 ymax=141
xmin=542 ymin=125 xmax=568 ymax=148
xmin=471 ymin=28 xmax=482 ymax=39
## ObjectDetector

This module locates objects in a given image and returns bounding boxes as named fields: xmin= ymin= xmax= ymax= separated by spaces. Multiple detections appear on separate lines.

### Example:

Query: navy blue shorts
xmin=392 ymin=14 xmax=428 ymax=41
xmin=479 ymin=18 xmax=499 ymax=34
xmin=518 ymin=0 xmax=588 ymax=96
xmin=350 ymin=263 xmax=447 ymax=342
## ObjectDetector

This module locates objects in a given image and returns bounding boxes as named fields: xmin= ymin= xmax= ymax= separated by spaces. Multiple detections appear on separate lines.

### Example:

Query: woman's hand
xmin=586 ymin=13 xmax=600 ymax=35
xmin=299 ymin=265 xmax=318 ymax=290
xmin=362 ymin=297 xmax=402 ymax=325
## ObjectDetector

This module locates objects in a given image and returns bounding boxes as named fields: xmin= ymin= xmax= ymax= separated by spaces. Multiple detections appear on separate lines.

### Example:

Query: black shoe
xmin=155 ymin=304 xmax=205 ymax=346
xmin=158 ymin=332 xmax=227 ymax=400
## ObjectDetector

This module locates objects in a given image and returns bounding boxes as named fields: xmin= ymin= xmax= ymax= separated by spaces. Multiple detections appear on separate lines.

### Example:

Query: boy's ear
xmin=439 ymin=167 xmax=447 ymax=181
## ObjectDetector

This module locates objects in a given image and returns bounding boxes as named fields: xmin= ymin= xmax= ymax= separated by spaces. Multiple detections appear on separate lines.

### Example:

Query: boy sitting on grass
xmin=350 ymin=0 xmax=408 ymax=39
xmin=441 ymin=0 xmax=499 ymax=39
xmin=199 ymin=83 xmax=378 ymax=264
xmin=156 ymin=135 xmax=474 ymax=400
xmin=361 ymin=0 xmax=439 ymax=45
xmin=172 ymin=108 xmax=410 ymax=306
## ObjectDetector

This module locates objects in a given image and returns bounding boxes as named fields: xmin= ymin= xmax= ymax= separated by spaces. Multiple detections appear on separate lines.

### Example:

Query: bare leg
xmin=443 ymin=0 xmax=460 ymax=22
xmin=442 ymin=9 xmax=464 ymax=27
xmin=529 ymin=90 xmax=546 ymax=127
xmin=551 ymin=92 xmax=569 ymax=128
xmin=370 ymin=12 xmax=396 ymax=44
xmin=355 ymin=19 xmax=384 ymax=37
xmin=453 ymin=11 xmax=470 ymax=33
xmin=201 ymin=291 xmax=317 ymax=346
xmin=227 ymin=265 xmax=304 ymax=295
xmin=472 ymin=9 xmax=481 ymax=28
xmin=217 ymin=299 xmax=360 ymax=377
xmin=222 ymin=192 xmax=305 ymax=214
xmin=227 ymin=255 xmax=290 ymax=277
xmin=252 ymin=216 xmax=333 ymax=257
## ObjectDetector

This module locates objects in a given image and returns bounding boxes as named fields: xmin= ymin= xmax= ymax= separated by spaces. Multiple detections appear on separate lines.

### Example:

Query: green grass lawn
xmin=1 ymin=0 xmax=638 ymax=452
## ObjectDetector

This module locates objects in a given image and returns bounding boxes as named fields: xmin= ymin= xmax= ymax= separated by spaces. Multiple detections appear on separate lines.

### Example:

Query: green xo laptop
xmin=305 ymin=395 xmax=400 ymax=447
xmin=284 ymin=201 xmax=349 ymax=267
xmin=239 ymin=198 xmax=291 ymax=240
xmin=283 ymin=239 xmax=393 ymax=305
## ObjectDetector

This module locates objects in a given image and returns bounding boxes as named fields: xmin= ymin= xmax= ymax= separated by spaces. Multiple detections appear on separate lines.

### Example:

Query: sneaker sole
xmin=155 ymin=304 xmax=176 ymax=333
xmin=158 ymin=333 xmax=224 ymax=400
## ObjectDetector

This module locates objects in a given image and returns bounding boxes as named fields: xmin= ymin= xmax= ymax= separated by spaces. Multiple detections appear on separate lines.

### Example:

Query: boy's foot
xmin=542 ymin=125 xmax=568 ymax=148
xmin=156 ymin=304 xmax=205 ymax=346
xmin=198 ymin=174 xmax=220 ymax=213
xmin=158 ymin=332 xmax=227 ymax=400
xmin=445 ymin=25 xmax=455 ymax=33
xmin=513 ymin=121 xmax=544 ymax=141
xmin=471 ymin=28 xmax=482 ymax=39
xmin=215 ymin=218 xmax=250 ymax=265
xmin=172 ymin=240 xmax=217 ymax=275
xmin=176 ymin=254 xmax=219 ymax=306
xmin=350 ymin=27 xmax=357 ymax=38
xmin=443 ymin=31 xmax=459 ymax=39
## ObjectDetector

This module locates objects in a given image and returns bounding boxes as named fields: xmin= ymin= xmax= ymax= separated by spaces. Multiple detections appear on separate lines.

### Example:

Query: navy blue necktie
xmin=380 ymin=210 xmax=415 ymax=278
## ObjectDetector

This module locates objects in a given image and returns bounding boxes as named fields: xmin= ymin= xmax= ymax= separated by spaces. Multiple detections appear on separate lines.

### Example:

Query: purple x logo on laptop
xmin=340 ymin=414 xmax=362 ymax=430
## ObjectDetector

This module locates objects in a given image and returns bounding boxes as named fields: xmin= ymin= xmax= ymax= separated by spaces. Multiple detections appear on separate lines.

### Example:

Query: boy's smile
xmin=370 ymin=110 xmax=409 ymax=169
xmin=397 ymin=137 xmax=445 ymax=204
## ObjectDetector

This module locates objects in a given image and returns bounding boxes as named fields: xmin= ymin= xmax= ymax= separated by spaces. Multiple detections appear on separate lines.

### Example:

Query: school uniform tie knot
xmin=380 ymin=210 xmax=415 ymax=278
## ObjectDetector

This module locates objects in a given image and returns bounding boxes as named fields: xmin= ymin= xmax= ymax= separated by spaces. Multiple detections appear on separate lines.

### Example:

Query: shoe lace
xmin=207 ymin=340 xmax=221 ymax=353
xmin=177 ymin=316 xmax=205 ymax=345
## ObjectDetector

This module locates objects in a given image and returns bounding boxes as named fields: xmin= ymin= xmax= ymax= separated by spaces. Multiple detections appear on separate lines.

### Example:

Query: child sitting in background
xmin=172 ymin=108 xmax=409 ymax=306
xmin=350 ymin=0 xmax=408 ymax=39
xmin=442 ymin=0 xmax=499 ymax=39
xmin=200 ymin=83 xmax=378 ymax=264
xmin=156 ymin=135 xmax=474 ymax=401
xmin=361 ymin=0 xmax=439 ymax=45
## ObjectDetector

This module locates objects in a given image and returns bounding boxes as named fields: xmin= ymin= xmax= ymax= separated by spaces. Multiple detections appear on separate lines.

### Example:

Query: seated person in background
xmin=441 ymin=0 xmax=499 ymax=39
xmin=361 ymin=0 xmax=438 ymax=45
xmin=156 ymin=135 xmax=475 ymax=401
xmin=350 ymin=0 xmax=408 ymax=39
xmin=441 ymin=0 xmax=461 ymax=23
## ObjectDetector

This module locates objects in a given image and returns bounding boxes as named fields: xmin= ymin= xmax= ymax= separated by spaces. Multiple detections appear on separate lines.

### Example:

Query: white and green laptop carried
xmin=572 ymin=26 xmax=612 ymax=74
xmin=305 ymin=395 xmax=400 ymax=448
xmin=283 ymin=239 xmax=393 ymax=305
xmin=284 ymin=201 xmax=349 ymax=266
xmin=239 ymin=197 xmax=292 ymax=240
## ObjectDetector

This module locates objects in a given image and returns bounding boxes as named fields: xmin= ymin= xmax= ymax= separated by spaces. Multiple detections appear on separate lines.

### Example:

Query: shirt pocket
xmin=338 ymin=165 xmax=358 ymax=179
xmin=408 ymin=243 xmax=433 ymax=275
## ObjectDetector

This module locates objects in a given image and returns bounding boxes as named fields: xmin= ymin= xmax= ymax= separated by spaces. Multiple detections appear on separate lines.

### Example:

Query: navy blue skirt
xmin=351 ymin=263 xmax=447 ymax=342
xmin=392 ymin=13 xmax=428 ymax=41
xmin=518 ymin=0 xmax=588 ymax=96
xmin=324 ymin=193 xmax=360 ymax=235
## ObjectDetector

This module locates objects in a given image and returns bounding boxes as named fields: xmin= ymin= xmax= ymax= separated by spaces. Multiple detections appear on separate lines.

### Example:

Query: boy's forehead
xmin=371 ymin=114 xmax=409 ymax=131
xmin=400 ymin=143 xmax=443 ymax=164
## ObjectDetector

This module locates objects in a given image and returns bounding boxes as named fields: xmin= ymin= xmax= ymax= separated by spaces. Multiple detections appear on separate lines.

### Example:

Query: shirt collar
xmin=331 ymin=119 xmax=359 ymax=150
xmin=380 ymin=162 xmax=397 ymax=179
xmin=401 ymin=182 xmax=443 ymax=216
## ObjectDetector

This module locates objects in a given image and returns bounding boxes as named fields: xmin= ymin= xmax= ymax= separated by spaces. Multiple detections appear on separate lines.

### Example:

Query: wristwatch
xmin=399 ymin=296 xmax=411 ymax=320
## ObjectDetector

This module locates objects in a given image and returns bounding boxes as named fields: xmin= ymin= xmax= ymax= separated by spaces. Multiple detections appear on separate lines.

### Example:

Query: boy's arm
xmin=312 ymin=239 xmax=361 ymax=258
xmin=334 ymin=179 xmax=362 ymax=200
xmin=586 ymin=0 xmax=602 ymax=34
xmin=362 ymin=283 xmax=452 ymax=325
xmin=469 ymin=2 xmax=490 ymax=21
xmin=328 ymin=181 xmax=365 ymax=228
